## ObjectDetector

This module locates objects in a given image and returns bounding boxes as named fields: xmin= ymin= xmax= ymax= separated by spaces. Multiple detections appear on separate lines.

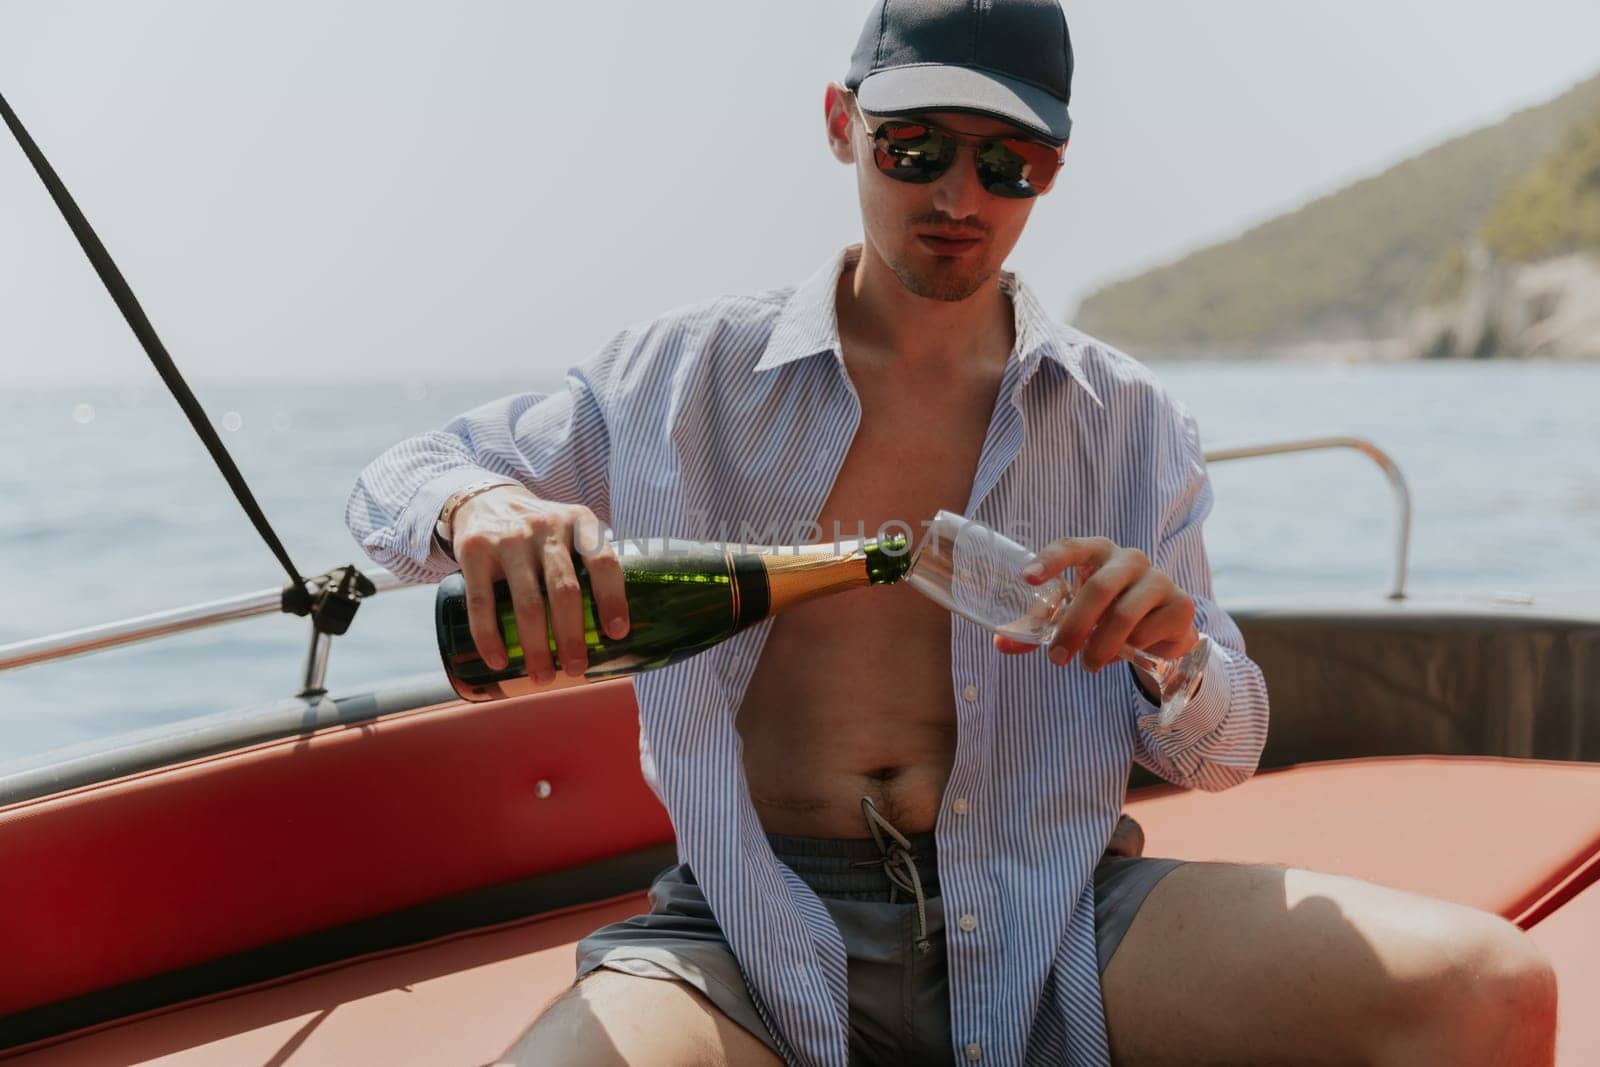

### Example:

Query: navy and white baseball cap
xmin=845 ymin=0 xmax=1074 ymax=146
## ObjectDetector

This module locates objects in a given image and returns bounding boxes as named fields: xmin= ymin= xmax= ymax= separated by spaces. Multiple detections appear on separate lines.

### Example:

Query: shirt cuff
xmin=1132 ymin=635 xmax=1235 ymax=750
xmin=407 ymin=468 xmax=520 ymax=576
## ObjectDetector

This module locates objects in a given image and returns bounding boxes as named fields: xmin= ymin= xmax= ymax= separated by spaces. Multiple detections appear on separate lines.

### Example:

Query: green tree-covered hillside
xmin=1480 ymin=107 xmax=1600 ymax=263
xmin=1074 ymin=73 xmax=1600 ymax=351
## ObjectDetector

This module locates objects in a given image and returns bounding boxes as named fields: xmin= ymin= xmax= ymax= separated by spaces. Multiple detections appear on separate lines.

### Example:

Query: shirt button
xmin=961 ymin=684 xmax=979 ymax=702
xmin=958 ymin=913 xmax=978 ymax=933
xmin=951 ymin=797 xmax=969 ymax=816
xmin=964 ymin=1043 xmax=983 ymax=1061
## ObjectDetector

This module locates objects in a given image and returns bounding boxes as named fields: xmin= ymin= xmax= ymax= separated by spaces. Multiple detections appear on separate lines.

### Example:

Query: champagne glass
xmin=904 ymin=510 xmax=1210 ymax=727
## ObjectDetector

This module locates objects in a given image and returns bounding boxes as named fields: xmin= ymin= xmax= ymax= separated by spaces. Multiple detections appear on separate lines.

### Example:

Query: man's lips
xmin=915 ymin=231 xmax=984 ymax=255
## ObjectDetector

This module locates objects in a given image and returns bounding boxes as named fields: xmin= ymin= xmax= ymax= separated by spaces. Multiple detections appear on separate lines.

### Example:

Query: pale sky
xmin=3 ymin=0 xmax=1598 ymax=385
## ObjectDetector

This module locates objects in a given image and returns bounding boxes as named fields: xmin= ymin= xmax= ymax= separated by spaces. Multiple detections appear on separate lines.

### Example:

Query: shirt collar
xmin=753 ymin=244 xmax=1104 ymax=408
xmin=752 ymin=247 xmax=852 ymax=374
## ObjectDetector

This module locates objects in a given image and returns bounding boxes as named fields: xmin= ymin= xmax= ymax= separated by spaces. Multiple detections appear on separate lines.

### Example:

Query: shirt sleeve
xmin=343 ymin=331 xmax=624 ymax=585
xmin=1128 ymin=402 xmax=1270 ymax=792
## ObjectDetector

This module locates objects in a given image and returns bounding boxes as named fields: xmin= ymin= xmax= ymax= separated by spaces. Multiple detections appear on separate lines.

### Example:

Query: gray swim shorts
xmin=573 ymin=809 xmax=1185 ymax=1064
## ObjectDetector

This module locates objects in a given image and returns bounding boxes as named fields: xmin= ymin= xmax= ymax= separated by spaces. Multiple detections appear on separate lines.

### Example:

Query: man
xmin=346 ymin=1 xmax=1558 ymax=1063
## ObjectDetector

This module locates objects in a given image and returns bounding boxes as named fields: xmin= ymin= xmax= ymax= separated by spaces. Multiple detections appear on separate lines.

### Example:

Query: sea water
xmin=1 ymin=361 xmax=1596 ymax=763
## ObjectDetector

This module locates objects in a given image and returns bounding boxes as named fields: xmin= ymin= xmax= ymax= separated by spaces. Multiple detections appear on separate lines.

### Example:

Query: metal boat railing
xmin=0 ymin=435 xmax=1412 ymax=693
xmin=0 ymin=569 xmax=412 ymax=699
xmin=1203 ymin=436 xmax=1411 ymax=602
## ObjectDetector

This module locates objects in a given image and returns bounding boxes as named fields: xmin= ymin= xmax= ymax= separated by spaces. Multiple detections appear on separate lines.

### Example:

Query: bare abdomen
xmin=736 ymin=582 xmax=958 ymax=838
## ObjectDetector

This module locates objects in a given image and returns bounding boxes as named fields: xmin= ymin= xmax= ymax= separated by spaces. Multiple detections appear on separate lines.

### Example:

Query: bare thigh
xmin=493 ymin=969 xmax=784 ymax=1067
xmin=1101 ymin=860 xmax=1552 ymax=1066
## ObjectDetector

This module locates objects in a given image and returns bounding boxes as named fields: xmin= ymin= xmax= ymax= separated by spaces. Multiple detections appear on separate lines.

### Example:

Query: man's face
xmin=829 ymin=86 xmax=1050 ymax=303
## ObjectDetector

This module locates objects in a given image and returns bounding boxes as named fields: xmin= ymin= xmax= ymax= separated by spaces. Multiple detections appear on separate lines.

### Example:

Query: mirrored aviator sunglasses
xmin=862 ymin=115 xmax=1065 ymax=199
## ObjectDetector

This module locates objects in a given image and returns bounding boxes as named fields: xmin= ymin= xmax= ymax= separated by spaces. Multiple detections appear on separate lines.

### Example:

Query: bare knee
xmin=496 ymin=968 xmax=783 ymax=1067
xmin=1458 ymin=919 xmax=1557 ymax=1048
xmin=1385 ymin=913 xmax=1558 ymax=1066
xmin=1427 ymin=915 xmax=1556 ymax=1026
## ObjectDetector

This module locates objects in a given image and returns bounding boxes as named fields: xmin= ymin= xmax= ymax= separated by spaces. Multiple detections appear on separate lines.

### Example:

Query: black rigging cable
xmin=0 ymin=88 xmax=372 ymax=635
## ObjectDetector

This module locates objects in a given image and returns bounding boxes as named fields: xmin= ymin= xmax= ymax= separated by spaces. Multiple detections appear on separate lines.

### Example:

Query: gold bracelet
xmin=435 ymin=478 xmax=521 ymax=558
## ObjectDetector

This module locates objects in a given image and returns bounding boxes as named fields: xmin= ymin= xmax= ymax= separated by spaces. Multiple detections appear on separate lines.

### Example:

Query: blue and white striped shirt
xmin=346 ymin=244 xmax=1269 ymax=1066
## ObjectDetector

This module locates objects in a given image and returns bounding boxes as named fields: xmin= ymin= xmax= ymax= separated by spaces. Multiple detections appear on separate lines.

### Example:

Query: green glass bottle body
xmin=435 ymin=532 xmax=911 ymax=701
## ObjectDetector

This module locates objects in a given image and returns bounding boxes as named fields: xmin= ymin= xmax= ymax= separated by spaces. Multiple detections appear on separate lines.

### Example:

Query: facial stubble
xmin=887 ymin=252 xmax=997 ymax=303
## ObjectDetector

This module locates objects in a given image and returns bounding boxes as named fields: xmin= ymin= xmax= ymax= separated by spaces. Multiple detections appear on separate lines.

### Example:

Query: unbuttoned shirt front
xmin=346 ymin=244 xmax=1270 ymax=1066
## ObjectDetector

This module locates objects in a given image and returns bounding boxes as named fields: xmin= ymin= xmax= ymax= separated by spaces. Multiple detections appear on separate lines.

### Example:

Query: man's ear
xmin=824 ymin=83 xmax=856 ymax=165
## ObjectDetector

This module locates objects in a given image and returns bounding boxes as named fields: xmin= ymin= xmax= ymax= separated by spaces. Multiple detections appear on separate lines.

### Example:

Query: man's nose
xmin=929 ymin=147 xmax=988 ymax=220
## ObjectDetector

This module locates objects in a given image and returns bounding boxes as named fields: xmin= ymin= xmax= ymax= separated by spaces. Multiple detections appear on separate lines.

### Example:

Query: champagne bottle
xmin=435 ymin=532 xmax=911 ymax=701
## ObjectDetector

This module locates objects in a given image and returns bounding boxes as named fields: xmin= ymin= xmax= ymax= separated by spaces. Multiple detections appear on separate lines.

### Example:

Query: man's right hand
xmin=450 ymin=487 xmax=630 ymax=684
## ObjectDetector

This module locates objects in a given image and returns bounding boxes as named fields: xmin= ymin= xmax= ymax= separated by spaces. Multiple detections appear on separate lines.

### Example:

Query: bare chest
xmin=734 ymin=380 xmax=1000 ymax=835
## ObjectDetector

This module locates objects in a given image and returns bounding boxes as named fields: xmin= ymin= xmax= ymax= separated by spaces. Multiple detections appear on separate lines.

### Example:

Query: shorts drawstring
xmin=850 ymin=795 xmax=933 ymax=955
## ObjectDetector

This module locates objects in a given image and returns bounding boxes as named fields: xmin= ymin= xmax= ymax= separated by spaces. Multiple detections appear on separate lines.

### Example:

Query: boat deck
xmin=6 ymin=754 xmax=1597 ymax=1065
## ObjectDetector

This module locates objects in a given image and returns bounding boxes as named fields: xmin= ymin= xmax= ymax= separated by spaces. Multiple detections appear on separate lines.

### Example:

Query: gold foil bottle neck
xmin=757 ymin=537 xmax=874 ymax=615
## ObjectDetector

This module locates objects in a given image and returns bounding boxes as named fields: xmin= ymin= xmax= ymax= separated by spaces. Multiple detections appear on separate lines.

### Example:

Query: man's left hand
xmin=992 ymin=536 xmax=1200 ymax=675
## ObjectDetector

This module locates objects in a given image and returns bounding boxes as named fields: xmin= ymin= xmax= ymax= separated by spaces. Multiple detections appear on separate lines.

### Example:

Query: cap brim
xmin=856 ymin=65 xmax=1071 ymax=145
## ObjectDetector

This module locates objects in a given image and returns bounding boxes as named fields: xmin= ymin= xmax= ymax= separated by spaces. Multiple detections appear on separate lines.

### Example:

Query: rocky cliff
xmin=1408 ymin=250 xmax=1600 ymax=361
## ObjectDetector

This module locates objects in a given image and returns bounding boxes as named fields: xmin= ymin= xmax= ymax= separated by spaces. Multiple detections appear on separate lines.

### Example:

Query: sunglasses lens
xmin=869 ymin=118 xmax=1064 ymax=197
xmin=871 ymin=122 xmax=955 ymax=183
xmin=977 ymin=139 xmax=1062 ymax=199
